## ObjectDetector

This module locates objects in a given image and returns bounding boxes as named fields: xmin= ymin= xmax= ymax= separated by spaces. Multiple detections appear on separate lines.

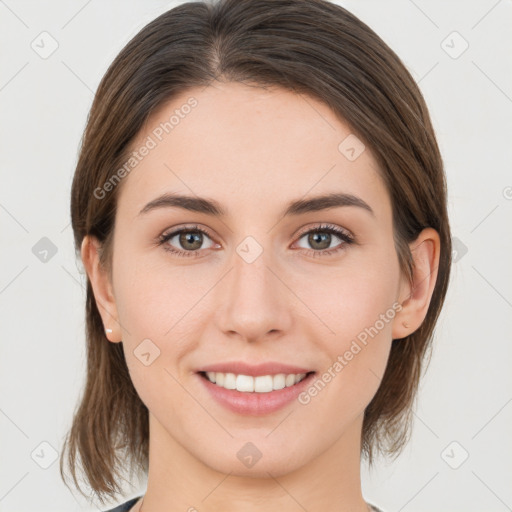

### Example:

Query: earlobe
xmin=393 ymin=228 xmax=440 ymax=339
xmin=80 ymin=235 xmax=122 ymax=343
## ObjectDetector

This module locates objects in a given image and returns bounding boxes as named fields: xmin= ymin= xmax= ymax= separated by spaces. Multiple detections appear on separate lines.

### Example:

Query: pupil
xmin=310 ymin=232 xmax=330 ymax=250
xmin=180 ymin=232 xmax=202 ymax=250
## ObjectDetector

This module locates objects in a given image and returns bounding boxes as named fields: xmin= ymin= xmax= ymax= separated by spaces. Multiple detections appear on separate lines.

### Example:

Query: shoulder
xmin=102 ymin=496 xmax=142 ymax=512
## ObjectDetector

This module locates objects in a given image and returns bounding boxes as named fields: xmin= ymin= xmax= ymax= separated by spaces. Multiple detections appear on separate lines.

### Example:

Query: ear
xmin=392 ymin=227 xmax=441 ymax=339
xmin=81 ymin=235 xmax=122 ymax=343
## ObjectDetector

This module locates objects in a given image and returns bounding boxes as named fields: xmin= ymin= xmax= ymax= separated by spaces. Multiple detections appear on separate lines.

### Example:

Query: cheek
xmin=112 ymin=253 xmax=196 ymax=412
xmin=299 ymin=244 xmax=400 ymax=340
xmin=112 ymin=250 xmax=210 ymax=380
xmin=112 ymin=250 xmax=189 ymax=335
xmin=297 ymin=281 xmax=396 ymax=428
xmin=296 ymin=246 xmax=399 ymax=404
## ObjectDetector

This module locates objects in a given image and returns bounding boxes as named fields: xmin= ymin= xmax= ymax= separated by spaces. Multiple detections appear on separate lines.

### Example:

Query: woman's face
xmin=101 ymin=82 xmax=411 ymax=476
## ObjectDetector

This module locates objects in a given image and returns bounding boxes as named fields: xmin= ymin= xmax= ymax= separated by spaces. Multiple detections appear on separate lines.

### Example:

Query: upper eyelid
xmin=161 ymin=224 xmax=213 ymax=240
xmin=294 ymin=223 xmax=352 ymax=238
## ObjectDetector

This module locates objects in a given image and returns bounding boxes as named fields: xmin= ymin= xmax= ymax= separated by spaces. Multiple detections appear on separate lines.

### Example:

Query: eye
xmin=293 ymin=223 xmax=354 ymax=257
xmin=157 ymin=223 xmax=355 ymax=259
xmin=158 ymin=225 xmax=217 ymax=258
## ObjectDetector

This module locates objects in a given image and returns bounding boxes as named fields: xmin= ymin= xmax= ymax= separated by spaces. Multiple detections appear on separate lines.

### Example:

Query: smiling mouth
xmin=198 ymin=371 xmax=316 ymax=393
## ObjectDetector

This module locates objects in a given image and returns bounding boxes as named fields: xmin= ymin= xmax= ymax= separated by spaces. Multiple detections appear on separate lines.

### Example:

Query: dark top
xmin=104 ymin=496 xmax=383 ymax=511
xmin=103 ymin=496 xmax=142 ymax=512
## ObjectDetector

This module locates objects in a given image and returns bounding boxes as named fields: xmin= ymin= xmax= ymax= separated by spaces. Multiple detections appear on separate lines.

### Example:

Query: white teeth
xmin=223 ymin=373 xmax=236 ymax=389
xmin=285 ymin=374 xmax=296 ymax=387
xmin=236 ymin=374 xmax=254 ymax=392
xmin=204 ymin=371 xmax=309 ymax=392
xmin=273 ymin=374 xmax=286 ymax=390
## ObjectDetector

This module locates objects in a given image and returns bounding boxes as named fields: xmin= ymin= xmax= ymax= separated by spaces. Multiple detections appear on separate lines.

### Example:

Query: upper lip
xmin=197 ymin=361 xmax=314 ymax=377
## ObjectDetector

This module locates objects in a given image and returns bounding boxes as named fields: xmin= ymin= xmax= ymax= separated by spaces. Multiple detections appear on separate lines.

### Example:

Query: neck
xmin=138 ymin=412 xmax=369 ymax=512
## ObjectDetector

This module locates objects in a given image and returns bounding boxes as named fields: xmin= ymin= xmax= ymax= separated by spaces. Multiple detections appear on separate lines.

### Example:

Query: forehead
xmin=117 ymin=81 xmax=389 ymax=221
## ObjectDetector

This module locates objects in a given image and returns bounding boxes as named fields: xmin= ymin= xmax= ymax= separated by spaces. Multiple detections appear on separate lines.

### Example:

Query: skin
xmin=82 ymin=82 xmax=440 ymax=512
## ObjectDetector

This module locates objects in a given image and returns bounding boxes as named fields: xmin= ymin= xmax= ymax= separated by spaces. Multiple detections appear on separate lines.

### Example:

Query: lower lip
xmin=197 ymin=372 xmax=316 ymax=415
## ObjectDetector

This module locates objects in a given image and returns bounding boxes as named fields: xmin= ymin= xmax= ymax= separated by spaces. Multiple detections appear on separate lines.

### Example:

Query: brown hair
xmin=61 ymin=0 xmax=452 ymax=504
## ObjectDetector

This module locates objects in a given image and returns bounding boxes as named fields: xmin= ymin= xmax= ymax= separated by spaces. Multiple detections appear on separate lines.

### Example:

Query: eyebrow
xmin=138 ymin=191 xmax=374 ymax=218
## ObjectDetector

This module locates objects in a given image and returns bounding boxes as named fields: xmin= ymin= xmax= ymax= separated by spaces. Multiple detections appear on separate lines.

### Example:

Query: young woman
xmin=60 ymin=1 xmax=451 ymax=511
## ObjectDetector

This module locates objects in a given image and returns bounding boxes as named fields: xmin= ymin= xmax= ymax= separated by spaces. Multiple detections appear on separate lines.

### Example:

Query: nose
xmin=215 ymin=243 xmax=293 ymax=343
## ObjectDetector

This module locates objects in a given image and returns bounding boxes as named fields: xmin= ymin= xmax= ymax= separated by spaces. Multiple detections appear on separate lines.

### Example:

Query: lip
xmin=197 ymin=370 xmax=316 ymax=416
xmin=196 ymin=361 xmax=313 ymax=377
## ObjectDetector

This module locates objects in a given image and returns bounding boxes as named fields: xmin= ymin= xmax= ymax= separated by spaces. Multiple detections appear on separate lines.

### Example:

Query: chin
xmin=194 ymin=439 xmax=311 ymax=479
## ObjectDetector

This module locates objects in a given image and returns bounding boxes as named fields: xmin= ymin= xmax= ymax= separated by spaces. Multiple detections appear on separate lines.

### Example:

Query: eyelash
xmin=157 ymin=223 xmax=355 ymax=259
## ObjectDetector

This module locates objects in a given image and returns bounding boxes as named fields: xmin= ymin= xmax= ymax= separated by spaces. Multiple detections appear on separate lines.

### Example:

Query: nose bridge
xmin=232 ymin=238 xmax=271 ymax=296
xmin=215 ymin=235 xmax=291 ymax=340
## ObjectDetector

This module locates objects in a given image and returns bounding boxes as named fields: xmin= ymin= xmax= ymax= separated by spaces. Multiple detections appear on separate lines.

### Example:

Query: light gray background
xmin=1 ymin=1 xmax=511 ymax=511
